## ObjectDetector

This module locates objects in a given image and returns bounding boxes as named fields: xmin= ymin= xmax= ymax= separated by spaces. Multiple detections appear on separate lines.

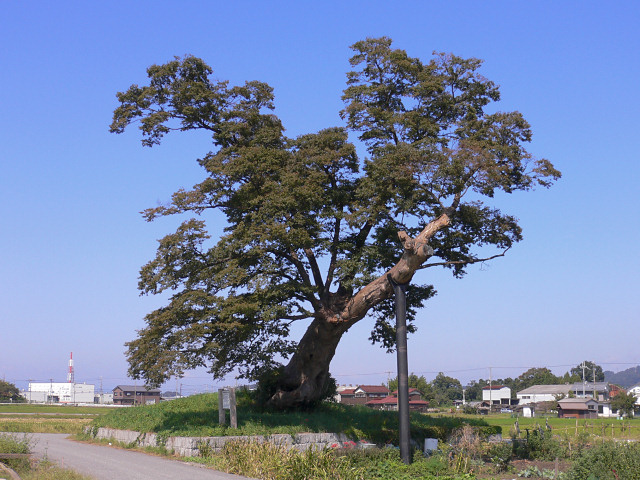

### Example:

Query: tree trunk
xmin=267 ymin=315 xmax=351 ymax=409
xmin=267 ymin=214 xmax=451 ymax=409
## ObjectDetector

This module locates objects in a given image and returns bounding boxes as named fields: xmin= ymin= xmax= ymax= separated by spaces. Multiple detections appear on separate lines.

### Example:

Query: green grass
xmin=90 ymin=392 xmax=498 ymax=444
xmin=0 ymin=404 xmax=113 ymax=414
xmin=475 ymin=413 xmax=640 ymax=440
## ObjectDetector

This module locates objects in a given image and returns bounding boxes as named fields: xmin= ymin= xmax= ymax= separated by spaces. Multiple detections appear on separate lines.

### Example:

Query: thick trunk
xmin=267 ymin=214 xmax=451 ymax=409
xmin=267 ymin=315 xmax=351 ymax=409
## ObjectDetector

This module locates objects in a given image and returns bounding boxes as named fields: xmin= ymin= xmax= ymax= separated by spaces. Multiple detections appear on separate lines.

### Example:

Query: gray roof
xmin=113 ymin=385 xmax=161 ymax=393
xmin=571 ymin=382 xmax=609 ymax=392
xmin=517 ymin=384 xmax=572 ymax=396
xmin=558 ymin=397 xmax=598 ymax=410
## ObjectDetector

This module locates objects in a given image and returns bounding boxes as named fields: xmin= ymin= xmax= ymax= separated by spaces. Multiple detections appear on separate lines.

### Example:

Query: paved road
xmin=29 ymin=433 xmax=255 ymax=480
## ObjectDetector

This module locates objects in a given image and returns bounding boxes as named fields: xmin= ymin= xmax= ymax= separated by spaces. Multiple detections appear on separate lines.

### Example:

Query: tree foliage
xmin=387 ymin=373 xmax=433 ymax=402
xmin=111 ymin=37 xmax=559 ymax=407
xmin=0 ymin=380 xmax=24 ymax=403
xmin=569 ymin=360 xmax=605 ymax=382
xmin=611 ymin=390 xmax=637 ymax=417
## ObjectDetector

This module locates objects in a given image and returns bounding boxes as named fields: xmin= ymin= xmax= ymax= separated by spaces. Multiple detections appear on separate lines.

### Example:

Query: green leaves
xmin=113 ymin=39 xmax=559 ymax=389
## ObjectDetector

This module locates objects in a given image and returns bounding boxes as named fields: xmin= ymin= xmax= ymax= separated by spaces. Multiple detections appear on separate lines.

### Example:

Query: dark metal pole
xmin=388 ymin=274 xmax=411 ymax=464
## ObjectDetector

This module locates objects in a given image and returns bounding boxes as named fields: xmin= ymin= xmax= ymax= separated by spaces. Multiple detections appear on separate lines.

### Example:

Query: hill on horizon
xmin=604 ymin=366 xmax=640 ymax=388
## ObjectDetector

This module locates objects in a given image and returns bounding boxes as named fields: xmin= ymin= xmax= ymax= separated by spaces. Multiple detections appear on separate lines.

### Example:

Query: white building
xmin=628 ymin=384 xmax=640 ymax=406
xmin=516 ymin=384 xmax=572 ymax=405
xmin=482 ymin=385 xmax=511 ymax=405
xmin=23 ymin=382 xmax=95 ymax=404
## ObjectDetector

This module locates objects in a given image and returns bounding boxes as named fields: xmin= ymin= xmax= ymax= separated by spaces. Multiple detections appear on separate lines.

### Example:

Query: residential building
xmin=337 ymin=385 xmax=390 ymax=406
xmin=571 ymin=382 xmax=611 ymax=401
xmin=516 ymin=384 xmax=572 ymax=405
xmin=365 ymin=388 xmax=428 ymax=412
xmin=628 ymin=384 xmax=640 ymax=406
xmin=482 ymin=385 xmax=511 ymax=405
xmin=557 ymin=398 xmax=598 ymax=419
xmin=112 ymin=385 xmax=161 ymax=406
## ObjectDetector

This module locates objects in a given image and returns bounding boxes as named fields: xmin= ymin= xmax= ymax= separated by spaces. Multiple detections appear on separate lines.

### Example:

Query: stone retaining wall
xmin=89 ymin=427 xmax=352 ymax=457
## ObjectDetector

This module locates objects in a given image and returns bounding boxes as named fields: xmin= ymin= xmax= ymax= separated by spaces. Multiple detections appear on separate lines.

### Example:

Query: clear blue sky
xmin=2 ymin=1 xmax=638 ymax=394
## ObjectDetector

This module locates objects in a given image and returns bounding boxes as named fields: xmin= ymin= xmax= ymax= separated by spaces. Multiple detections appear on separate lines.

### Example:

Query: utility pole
xmin=489 ymin=367 xmax=493 ymax=414
xmin=388 ymin=274 xmax=411 ymax=465
xmin=581 ymin=362 xmax=586 ymax=397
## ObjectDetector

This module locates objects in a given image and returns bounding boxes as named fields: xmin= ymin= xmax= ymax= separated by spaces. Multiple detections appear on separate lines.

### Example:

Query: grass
xmin=465 ymin=413 xmax=640 ymax=441
xmin=0 ymin=417 xmax=93 ymax=434
xmin=0 ymin=404 xmax=113 ymax=414
xmin=89 ymin=392 xmax=498 ymax=444
xmin=0 ymin=403 xmax=111 ymax=434
xmin=0 ymin=403 xmax=112 ymax=434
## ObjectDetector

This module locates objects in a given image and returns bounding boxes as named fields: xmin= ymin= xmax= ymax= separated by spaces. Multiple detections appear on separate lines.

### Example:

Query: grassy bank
xmin=90 ymin=392 xmax=498 ymax=443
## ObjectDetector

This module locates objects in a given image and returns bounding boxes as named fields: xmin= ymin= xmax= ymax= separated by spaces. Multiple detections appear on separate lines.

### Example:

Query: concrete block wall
xmin=90 ymin=427 xmax=351 ymax=457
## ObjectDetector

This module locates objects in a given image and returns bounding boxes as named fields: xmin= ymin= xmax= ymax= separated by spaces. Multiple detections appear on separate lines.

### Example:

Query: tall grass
xmin=197 ymin=440 xmax=474 ymax=480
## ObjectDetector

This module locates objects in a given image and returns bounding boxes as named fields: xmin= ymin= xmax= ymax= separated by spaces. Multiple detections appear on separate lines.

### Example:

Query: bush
xmin=566 ymin=441 xmax=640 ymax=480
xmin=513 ymin=427 xmax=563 ymax=461
xmin=488 ymin=441 xmax=512 ymax=473
xmin=0 ymin=433 xmax=31 ymax=472
xmin=219 ymin=441 xmax=362 ymax=480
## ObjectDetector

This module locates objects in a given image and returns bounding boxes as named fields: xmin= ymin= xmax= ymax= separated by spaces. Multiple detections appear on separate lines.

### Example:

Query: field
xmin=0 ymin=403 xmax=113 ymax=434
xmin=455 ymin=412 xmax=640 ymax=442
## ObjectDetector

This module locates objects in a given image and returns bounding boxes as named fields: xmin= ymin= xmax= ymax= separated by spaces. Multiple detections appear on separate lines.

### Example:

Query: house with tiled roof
xmin=113 ymin=385 xmax=161 ymax=406
xmin=336 ymin=385 xmax=390 ymax=406
xmin=366 ymin=388 xmax=428 ymax=412
xmin=557 ymin=397 xmax=598 ymax=419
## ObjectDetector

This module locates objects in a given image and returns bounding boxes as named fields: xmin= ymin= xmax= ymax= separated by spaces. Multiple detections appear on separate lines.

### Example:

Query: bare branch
xmin=419 ymin=247 xmax=511 ymax=269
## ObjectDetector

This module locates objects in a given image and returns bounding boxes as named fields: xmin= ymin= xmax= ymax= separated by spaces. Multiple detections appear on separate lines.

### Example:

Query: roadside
xmin=28 ymin=433 xmax=255 ymax=480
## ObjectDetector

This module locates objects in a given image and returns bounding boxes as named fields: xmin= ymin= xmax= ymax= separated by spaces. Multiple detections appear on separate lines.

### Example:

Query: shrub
xmin=488 ymin=441 xmax=512 ymax=473
xmin=513 ymin=427 xmax=563 ymax=461
xmin=566 ymin=441 xmax=640 ymax=480
xmin=0 ymin=433 xmax=31 ymax=472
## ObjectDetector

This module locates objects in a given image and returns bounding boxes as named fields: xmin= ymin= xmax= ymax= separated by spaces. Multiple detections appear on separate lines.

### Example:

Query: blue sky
xmin=2 ymin=1 xmax=638 ymax=394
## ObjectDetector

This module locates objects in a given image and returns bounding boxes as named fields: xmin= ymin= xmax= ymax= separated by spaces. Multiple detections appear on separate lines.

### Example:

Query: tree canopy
xmin=570 ymin=361 xmax=605 ymax=382
xmin=0 ymin=380 xmax=24 ymax=403
xmin=611 ymin=390 xmax=637 ymax=417
xmin=111 ymin=37 xmax=560 ymax=408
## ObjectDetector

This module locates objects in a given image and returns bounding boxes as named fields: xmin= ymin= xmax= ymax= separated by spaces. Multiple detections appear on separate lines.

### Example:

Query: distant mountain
xmin=604 ymin=366 xmax=640 ymax=388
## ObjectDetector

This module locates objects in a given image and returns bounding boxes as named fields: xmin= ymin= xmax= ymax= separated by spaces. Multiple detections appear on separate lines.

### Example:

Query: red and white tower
xmin=67 ymin=352 xmax=74 ymax=383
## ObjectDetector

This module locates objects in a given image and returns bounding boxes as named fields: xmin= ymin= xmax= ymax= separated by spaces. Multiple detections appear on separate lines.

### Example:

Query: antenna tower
xmin=67 ymin=352 xmax=74 ymax=383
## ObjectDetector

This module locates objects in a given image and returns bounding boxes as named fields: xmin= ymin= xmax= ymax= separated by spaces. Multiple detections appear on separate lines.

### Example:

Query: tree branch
xmin=419 ymin=247 xmax=511 ymax=269
xmin=304 ymin=248 xmax=325 ymax=295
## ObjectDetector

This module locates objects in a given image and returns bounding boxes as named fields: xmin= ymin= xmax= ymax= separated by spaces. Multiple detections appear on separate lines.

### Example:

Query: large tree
xmin=569 ymin=361 xmax=605 ymax=382
xmin=111 ymin=38 xmax=560 ymax=409
xmin=0 ymin=380 xmax=24 ymax=403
